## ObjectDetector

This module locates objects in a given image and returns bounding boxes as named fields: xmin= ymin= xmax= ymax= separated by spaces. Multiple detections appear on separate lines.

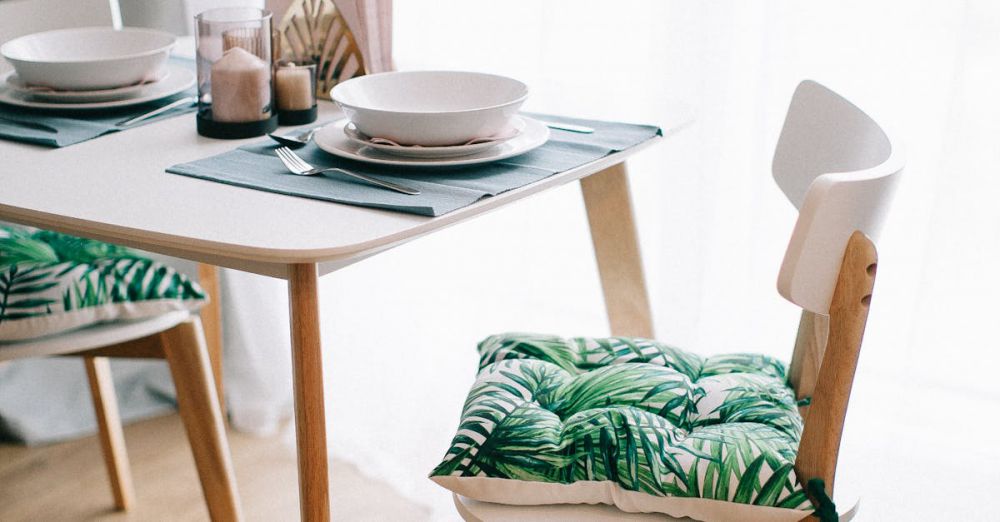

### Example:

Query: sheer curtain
xmin=313 ymin=1 xmax=996 ymax=518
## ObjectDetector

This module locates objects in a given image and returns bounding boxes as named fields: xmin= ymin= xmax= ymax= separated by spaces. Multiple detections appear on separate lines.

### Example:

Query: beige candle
xmin=275 ymin=64 xmax=315 ymax=111
xmin=210 ymin=47 xmax=271 ymax=122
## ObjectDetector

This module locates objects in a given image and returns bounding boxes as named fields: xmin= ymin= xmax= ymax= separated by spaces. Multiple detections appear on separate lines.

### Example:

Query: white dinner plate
xmin=315 ymin=116 xmax=550 ymax=168
xmin=0 ymin=64 xmax=193 ymax=110
xmin=342 ymin=118 xmax=523 ymax=159
xmin=4 ymin=69 xmax=169 ymax=103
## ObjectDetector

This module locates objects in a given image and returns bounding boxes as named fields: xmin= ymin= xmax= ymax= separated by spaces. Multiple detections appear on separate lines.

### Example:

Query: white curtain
xmin=310 ymin=1 xmax=996 ymax=518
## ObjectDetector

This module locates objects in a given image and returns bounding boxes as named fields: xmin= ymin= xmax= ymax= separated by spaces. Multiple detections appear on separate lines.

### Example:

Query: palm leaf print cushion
xmin=0 ymin=225 xmax=205 ymax=342
xmin=431 ymin=333 xmax=815 ymax=522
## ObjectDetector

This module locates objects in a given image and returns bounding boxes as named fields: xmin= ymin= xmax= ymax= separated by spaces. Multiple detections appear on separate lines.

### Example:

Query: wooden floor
xmin=0 ymin=414 xmax=430 ymax=521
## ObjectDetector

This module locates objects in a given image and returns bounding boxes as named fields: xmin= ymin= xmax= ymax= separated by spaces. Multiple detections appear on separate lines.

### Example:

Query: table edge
xmin=0 ymin=136 xmax=662 ymax=269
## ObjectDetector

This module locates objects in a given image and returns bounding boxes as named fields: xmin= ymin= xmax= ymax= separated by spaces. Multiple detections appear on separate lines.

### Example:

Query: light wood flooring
xmin=0 ymin=413 xmax=431 ymax=521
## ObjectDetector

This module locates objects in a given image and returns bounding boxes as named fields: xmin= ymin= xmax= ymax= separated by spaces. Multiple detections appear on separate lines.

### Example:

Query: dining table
xmin=0 ymin=95 xmax=692 ymax=520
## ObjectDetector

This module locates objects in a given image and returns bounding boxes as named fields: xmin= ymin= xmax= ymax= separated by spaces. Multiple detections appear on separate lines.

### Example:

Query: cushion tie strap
xmin=806 ymin=478 xmax=838 ymax=522
xmin=796 ymin=396 xmax=812 ymax=407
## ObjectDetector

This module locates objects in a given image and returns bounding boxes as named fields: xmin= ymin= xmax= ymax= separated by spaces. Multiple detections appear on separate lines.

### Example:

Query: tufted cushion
xmin=431 ymin=333 xmax=813 ymax=521
xmin=0 ymin=225 xmax=205 ymax=342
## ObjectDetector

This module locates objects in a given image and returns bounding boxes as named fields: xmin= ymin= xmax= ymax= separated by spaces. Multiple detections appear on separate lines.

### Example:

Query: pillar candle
xmin=275 ymin=64 xmax=315 ymax=111
xmin=210 ymin=47 xmax=271 ymax=122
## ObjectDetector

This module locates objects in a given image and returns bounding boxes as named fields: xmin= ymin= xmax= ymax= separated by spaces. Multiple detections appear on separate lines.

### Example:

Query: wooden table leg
xmin=580 ymin=162 xmax=655 ymax=339
xmin=288 ymin=263 xmax=330 ymax=522
xmin=197 ymin=263 xmax=225 ymax=409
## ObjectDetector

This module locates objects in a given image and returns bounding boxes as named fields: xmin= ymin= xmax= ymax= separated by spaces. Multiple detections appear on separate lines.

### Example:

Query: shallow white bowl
xmin=1 ymin=27 xmax=175 ymax=91
xmin=330 ymin=70 xmax=529 ymax=147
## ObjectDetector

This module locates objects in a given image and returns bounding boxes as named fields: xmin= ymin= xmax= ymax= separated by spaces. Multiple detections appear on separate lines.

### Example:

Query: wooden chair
xmin=274 ymin=0 xmax=369 ymax=99
xmin=0 ymin=314 xmax=242 ymax=520
xmin=454 ymin=80 xmax=904 ymax=521
xmin=0 ymin=0 xmax=237 ymax=519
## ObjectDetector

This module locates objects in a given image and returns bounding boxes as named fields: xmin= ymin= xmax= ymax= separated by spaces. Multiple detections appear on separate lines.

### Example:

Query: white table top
xmin=0 ymin=102 xmax=687 ymax=278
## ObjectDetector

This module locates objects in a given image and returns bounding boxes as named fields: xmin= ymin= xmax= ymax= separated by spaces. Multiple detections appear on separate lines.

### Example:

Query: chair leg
xmin=84 ymin=356 xmax=135 ymax=511
xmin=160 ymin=319 xmax=243 ymax=522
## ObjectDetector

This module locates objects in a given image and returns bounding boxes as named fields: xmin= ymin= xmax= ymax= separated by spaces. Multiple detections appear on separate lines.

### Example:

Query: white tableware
xmin=1 ymin=27 xmax=175 ymax=91
xmin=330 ymin=70 xmax=528 ymax=147
xmin=314 ymin=116 xmax=550 ymax=168
xmin=342 ymin=118 xmax=524 ymax=159
xmin=0 ymin=64 xmax=194 ymax=111
xmin=4 ymin=70 xmax=169 ymax=103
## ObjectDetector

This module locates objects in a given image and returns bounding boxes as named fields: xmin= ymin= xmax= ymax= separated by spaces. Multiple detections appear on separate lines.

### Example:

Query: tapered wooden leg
xmin=161 ymin=319 xmax=243 ymax=522
xmin=288 ymin=263 xmax=330 ymax=522
xmin=198 ymin=263 xmax=226 ymax=410
xmin=84 ymin=356 xmax=135 ymax=511
xmin=581 ymin=162 xmax=655 ymax=339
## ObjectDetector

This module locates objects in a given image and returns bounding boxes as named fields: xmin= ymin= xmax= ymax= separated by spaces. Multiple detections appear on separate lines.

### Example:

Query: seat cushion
xmin=431 ymin=333 xmax=813 ymax=521
xmin=0 ymin=225 xmax=205 ymax=342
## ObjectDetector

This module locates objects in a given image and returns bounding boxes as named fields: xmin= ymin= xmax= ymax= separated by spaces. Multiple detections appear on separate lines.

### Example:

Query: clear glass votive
xmin=275 ymin=60 xmax=318 ymax=126
xmin=195 ymin=7 xmax=278 ymax=139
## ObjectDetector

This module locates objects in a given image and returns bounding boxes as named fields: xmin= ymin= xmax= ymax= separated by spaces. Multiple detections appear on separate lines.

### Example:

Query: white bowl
xmin=1 ymin=27 xmax=175 ymax=91
xmin=330 ymin=71 xmax=529 ymax=147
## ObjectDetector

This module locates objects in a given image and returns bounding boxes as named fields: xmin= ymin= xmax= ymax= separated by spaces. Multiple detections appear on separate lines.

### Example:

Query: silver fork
xmin=274 ymin=146 xmax=421 ymax=195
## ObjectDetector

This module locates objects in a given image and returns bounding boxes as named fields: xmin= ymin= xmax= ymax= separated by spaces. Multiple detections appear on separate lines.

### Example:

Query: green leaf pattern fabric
xmin=0 ymin=225 xmax=205 ymax=341
xmin=432 ymin=333 xmax=811 ymax=512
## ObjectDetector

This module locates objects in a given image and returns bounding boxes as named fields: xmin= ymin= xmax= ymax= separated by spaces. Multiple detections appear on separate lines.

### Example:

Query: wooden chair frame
xmin=791 ymin=231 xmax=877 ymax=510
xmin=276 ymin=0 xmax=366 ymax=100
xmin=68 ymin=316 xmax=242 ymax=521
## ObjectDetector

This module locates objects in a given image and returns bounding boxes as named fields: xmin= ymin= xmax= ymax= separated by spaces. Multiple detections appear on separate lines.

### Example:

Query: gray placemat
xmin=0 ymin=59 xmax=196 ymax=148
xmin=166 ymin=113 xmax=661 ymax=217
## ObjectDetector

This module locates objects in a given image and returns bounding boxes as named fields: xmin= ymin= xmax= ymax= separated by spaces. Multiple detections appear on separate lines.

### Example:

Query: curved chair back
xmin=274 ymin=0 xmax=393 ymax=99
xmin=775 ymin=81 xmax=904 ymax=502
xmin=774 ymin=80 xmax=904 ymax=315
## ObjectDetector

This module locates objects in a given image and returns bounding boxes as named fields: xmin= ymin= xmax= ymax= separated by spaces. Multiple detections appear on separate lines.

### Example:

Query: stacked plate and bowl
xmin=317 ymin=71 xmax=549 ymax=167
xmin=0 ymin=27 xmax=193 ymax=110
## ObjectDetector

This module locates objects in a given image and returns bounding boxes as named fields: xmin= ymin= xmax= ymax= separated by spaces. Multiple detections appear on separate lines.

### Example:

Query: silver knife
xmin=116 ymin=96 xmax=197 ymax=127
xmin=539 ymin=120 xmax=595 ymax=134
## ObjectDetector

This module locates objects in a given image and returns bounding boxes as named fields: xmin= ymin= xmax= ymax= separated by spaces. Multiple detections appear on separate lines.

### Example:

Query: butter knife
xmin=116 ymin=96 xmax=197 ymax=127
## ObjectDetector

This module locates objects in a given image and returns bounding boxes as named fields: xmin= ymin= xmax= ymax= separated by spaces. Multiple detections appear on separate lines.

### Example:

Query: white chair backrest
xmin=0 ymin=0 xmax=118 ymax=74
xmin=774 ymin=80 xmax=904 ymax=314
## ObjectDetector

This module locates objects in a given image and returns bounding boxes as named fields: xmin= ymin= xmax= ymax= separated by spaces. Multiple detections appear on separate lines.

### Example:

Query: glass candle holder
xmin=195 ymin=7 xmax=278 ymax=139
xmin=275 ymin=60 xmax=318 ymax=126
